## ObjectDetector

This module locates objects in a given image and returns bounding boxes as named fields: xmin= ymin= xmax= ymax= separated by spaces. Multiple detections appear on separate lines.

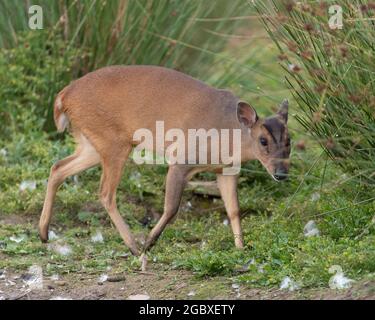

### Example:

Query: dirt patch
xmin=0 ymin=214 xmax=33 ymax=226
xmin=0 ymin=268 xmax=215 ymax=300
xmin=1 ymin=267 xmax=374 ymax=300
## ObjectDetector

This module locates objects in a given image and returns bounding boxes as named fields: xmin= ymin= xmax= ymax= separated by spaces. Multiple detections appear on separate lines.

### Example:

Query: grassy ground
xmin=0 ymin=112 xmax=374 ymax=299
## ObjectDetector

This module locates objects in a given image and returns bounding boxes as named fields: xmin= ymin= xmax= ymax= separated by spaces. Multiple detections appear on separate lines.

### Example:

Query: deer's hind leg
xmin=39 ymin=133 xmax=100 ymax=242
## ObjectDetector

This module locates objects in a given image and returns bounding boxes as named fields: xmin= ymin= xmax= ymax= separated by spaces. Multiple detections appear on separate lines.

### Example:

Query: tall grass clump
xmin=254 ymin=1 xmax=375 ymax=183
xmin=0 ymin=0 xmax=261 ymax=133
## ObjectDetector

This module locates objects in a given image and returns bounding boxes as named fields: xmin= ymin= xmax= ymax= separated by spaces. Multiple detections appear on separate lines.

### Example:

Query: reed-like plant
xmin=1 ymin=0 xmax=274 ymax=133
xmin=0 ymin=1 xmax=259 ymax=77
xmin=254 ymin=0 xmax=375 ymax=183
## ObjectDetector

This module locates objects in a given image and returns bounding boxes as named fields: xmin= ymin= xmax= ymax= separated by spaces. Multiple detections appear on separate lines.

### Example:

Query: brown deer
xmin=39 ymin=65 xmax=290 ymax=269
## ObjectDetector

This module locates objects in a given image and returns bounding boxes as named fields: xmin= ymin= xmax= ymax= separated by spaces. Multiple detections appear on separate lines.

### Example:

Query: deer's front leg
xmin=217 ymin=173 xmax=243 ymax=249
xmin=141 ymin=165 xmax=193 ymax=270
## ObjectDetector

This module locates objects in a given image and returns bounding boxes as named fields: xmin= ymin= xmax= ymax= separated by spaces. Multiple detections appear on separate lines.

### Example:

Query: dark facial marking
xmin=263 ymin=117 xmax=285 ymax=144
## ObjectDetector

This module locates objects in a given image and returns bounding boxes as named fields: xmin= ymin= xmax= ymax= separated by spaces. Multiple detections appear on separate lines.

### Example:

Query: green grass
xmin=1 ymin=130 xmax=374 ymax=289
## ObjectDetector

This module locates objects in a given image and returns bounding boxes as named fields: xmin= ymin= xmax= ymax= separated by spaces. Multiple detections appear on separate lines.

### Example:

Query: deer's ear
xmin=237 ymin=101 xmax=258 ymax=128
xmin=277 ymin=99 xmax=289 ymax=123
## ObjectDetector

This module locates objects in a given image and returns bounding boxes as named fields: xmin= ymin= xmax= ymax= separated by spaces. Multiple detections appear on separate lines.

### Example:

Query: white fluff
xmin=311 ymin=192 xmax=320 ymax=202
xmin=128 ymin=294 xmax=150 ymax=300
xmin=48 ymin=242 xmax=72 ymax=256
xmin=50 ymin=296 xmax=73 ymax=300
xmin=187 ymin=291 xmax=196 ymax=297
xmin=24 ymin=265 xmax=43 ymax=290
xmin=0 ymin=148 xmax=7 ymax=157
xmin=19 ymin=180 xmax=36 ymax=192
xmin=98 ymin=274 xmax=108 ymax=284
xmin=48 ymin=230 xmax=59 ymax=241
xmin=280 ymin=276 xmax=300 ymax=291
xmin=91 ymin=230 xmax=104 ymax=243
xmin=304 ymin=220 xmax=320 ymax=237
xmin=328 ymin=265 xmax=354 ymax=290
xmin=10 ymin=235 xmax=25 ymax=243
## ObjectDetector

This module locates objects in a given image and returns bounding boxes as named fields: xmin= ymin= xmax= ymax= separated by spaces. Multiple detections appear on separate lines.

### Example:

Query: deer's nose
xmin=274 ymin=168 xmax=288 ymax=181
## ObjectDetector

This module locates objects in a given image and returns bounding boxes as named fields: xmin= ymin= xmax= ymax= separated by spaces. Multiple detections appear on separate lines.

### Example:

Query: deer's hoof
xmin=39 ymin=229 xmax=48 ymax=243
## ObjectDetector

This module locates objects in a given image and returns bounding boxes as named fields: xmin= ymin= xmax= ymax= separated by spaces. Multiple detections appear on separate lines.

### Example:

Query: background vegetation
xmin=0 ymin=0 xmax=374 ymax=294
xmin=255 ymin=0 xmax=375 ymax=182
xmin=0 ymin=0 xmax=279 ymax=133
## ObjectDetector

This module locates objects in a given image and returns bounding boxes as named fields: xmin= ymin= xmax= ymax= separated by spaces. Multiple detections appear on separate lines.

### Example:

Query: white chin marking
xmin=272 ymin=175 xmax=279 ymax=182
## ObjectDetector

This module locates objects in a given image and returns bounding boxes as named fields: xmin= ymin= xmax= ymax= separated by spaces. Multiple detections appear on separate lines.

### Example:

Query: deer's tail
xmin=53 ymin=86 xmax=70 ymax=133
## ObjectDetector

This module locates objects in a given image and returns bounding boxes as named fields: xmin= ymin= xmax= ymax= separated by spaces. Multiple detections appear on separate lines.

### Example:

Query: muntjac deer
xmin=39 ymin=65 xmax=291 ymax=270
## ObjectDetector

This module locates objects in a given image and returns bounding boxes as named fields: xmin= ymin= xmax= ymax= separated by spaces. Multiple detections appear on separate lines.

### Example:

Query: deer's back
xmin=61 ymin=66 xmax=240 ymax=148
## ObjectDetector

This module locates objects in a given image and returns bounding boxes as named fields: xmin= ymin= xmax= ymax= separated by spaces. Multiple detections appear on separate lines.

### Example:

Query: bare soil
xmin=1 ymin=265 xmax=374 ymax=300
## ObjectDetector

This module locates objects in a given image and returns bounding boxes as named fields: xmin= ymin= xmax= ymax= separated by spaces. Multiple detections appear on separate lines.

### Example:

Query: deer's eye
xmin=260 ymin=137 xmax=268 ymax=146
